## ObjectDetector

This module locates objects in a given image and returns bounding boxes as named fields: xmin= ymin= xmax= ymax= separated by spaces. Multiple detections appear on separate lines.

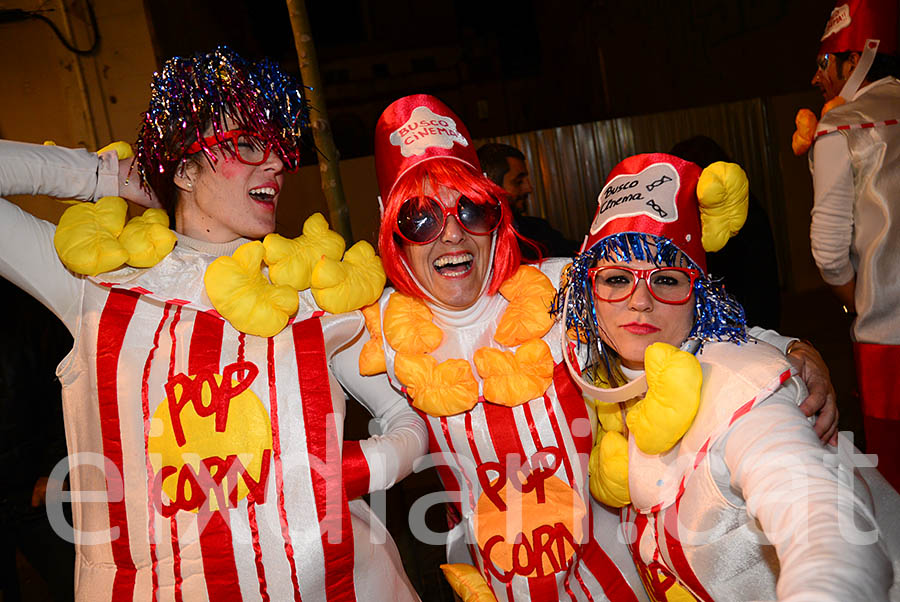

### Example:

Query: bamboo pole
xmin=285 ymin=0 xmax=354 ymax=242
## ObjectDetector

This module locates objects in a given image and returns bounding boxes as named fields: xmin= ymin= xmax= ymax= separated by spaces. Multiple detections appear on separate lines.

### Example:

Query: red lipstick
xmin=622 ymin=322 xmax=661 ymax=335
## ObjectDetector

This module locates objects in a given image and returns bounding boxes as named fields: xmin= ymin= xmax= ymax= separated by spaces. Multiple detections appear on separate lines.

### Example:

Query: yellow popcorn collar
xmin=202 ymin=212 xmax=386 ymax=337
xmin=378 ymin=264 xmax=559 ymax=417
xmin=56 ymin=204 xmax=385 ymax=337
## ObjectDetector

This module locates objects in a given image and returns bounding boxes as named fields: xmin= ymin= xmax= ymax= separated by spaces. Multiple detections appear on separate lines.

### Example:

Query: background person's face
xmin=592 ymin=258 xmax=695 ymax=370
xmin=811 ymin=53 xmax=853 ymax=102
xmin=400 ymin=182 xmax=493 ymax=309
xmin=501 ymin=157 xmax=533 ymax=213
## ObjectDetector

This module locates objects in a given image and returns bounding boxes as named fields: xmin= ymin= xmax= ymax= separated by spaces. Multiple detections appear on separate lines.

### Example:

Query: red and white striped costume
xmin=619 ymin=339 xmax=895 ymax=601
xmin=337 ymin=258 xmax=649 ymax=602
xmin=0 ymin=141 xmax=422 ymax=601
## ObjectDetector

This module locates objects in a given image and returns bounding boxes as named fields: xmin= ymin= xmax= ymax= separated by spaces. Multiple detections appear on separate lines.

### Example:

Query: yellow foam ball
xmin=53 ymin=196 xmax=129 ymax=276
xmin=697 ymin=161 xmax=749 ymax=253
xmin=311 ymin=240 xmax=386 ymax=314
xmin=626 ymin=342 xmax=702 ymax=455
xmin=119 ymin=209 xmax=176 ymax=268
xmin=440 ymin=564 xmax=497 ymax=602
xmin=204 ymin=241 xmax=299 ymax=337
xmin=263 ymin=213 xmax=346 ymax=290
xmin=589 ymin=429 xmax=631 ymax=507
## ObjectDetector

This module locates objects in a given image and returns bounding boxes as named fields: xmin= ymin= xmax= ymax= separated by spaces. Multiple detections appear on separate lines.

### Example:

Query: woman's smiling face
xmin=175 ymin=117 xmax=285 ymax=243
xmin=400 ymin=181 xmax=493 ymax=310
xmin=592 ymin=257 xmax=695 ymax=370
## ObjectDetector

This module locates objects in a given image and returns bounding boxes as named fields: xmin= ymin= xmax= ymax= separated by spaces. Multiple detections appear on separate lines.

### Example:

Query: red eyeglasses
xmin=394 ymin=195 xmax=503 ymax=245
xmin=589 ymin=266 xmax=699 ymax=304
xmin=185 ymin=129 xmax=298 ymax=172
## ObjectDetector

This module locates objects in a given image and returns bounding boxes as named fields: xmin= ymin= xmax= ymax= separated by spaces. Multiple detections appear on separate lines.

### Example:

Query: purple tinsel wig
xmin=133 ymin=46 xmax=309 ymax=218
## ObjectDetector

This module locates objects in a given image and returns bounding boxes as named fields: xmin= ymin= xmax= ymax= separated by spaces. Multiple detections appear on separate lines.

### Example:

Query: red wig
xmin=378 ymin=158 xmax=522 ymax=299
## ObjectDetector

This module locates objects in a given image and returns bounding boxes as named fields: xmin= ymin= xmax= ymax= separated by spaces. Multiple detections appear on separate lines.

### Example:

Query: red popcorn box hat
xmin=819 ymin=0 xmax=898 ymax=55
xmin=374 ymin=94 xmax=480 ymax=203
xmin=582 ymin=153 xmax=707 ymax=272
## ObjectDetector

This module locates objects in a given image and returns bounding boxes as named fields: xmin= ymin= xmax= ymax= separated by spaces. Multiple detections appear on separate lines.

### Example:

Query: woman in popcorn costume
xmin=0 ymin=48 xmax=424 ymax=601
xmin=328 ymin=94 xmax=657 ymax=601
xmin=559 ymin=152 xmax=898 ymax=601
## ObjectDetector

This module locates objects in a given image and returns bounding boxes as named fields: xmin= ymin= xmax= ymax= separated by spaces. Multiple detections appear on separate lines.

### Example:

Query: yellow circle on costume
xmin=148 ymin=371 xmax=273 ymax=513
xmin=475 ymin=474 xmax=585 ymax=577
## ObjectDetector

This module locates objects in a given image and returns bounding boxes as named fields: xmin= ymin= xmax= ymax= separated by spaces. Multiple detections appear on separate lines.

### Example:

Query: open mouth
xmin=433 ymin=252 xmax=474 ymax=277
xmin=248 ymin=186 xmax=277 ymax=206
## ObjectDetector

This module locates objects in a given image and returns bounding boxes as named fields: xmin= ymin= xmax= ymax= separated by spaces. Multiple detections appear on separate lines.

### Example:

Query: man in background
xmin=477 ymin=142 xmax=577 ymax=260
xmin=807 ymin=0 xmax=900 ymax=488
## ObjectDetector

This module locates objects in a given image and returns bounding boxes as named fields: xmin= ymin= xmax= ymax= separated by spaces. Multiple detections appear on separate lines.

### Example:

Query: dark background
xmin=146 ymin=0 xmax=835 ymax=157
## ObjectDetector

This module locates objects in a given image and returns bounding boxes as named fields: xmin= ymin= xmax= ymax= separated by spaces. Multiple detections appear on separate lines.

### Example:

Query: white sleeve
xmin=747 ymin=326 xmax=796 ymax=354
xmin=711 ymin=377 xmax=893 ymax=601
xmin=0 ymin=140 xmax=117 ymax=331
xmin=331 ymin=329 xmax=428 ymax=494
xmin=810 ymin=133 xmax=857 ymax=286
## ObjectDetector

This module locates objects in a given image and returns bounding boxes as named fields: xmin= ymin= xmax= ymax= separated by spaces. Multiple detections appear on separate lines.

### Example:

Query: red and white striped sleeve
xmin=331 ymin=325 xmax=428 ymax=498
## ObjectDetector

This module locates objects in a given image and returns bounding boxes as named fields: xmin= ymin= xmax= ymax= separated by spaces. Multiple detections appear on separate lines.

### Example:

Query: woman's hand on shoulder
xmin=787 ymin=339 xmax=838 ymax=445
xmin=118 ymin=158 xmax=162 ymax=208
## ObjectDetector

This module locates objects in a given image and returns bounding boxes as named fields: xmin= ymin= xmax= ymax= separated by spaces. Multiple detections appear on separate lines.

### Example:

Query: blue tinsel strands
xmin=133 ymin=46 xmax=309 ymax=189
xmin=553 ymin=232 xmax=748 ymax=364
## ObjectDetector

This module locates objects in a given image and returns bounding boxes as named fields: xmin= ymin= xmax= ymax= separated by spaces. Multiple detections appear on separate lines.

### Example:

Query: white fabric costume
xmin=336 ymin=258 xmax=655 ymax=602
xmin=619 ymin=337 xmax=897 ymax=601
xmin=0 ymin=140 xmax=424 ymax=602
xmin=810 ymin=76 xmax=900 ymax=345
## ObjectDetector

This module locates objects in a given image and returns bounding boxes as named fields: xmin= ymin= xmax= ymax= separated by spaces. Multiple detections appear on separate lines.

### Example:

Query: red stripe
xmin=266 ymin=338 xmax=303 ymax=601
xmin=237 ymin=332 xmax=246 ymax=362
xmin=552 ymin=362 xmax=592 ymax=456
xmin=421 ymin=415 xmax=462 ymax=504
xmin=854 ymin=342 xmax=900 ymax=419
xmin=527 ymin=573 xmax=562 ymax=600
xmin=571 ymin=562 xmax=593 ymax=601
xmin=662 ymin=501 xmax=713 ymax=601
xmin=464 ymin=411 xmax=484 ymax=466
xmin=170 ymin=518 xmax=183 ymax=602
xmin=238 ymin=335 xmax=269 ymax=599
xmin=521 ymin=402 xmax=543 ymax=450
xmin=292 ymin=318 xmax=357 ymax=601
xmin=247 ymin=501 xmax=270 ymax=602
xmin=141 ymin=304 xmax=172 ymax=600
xmin=580 ymin=544 xmax=637 ymax=602
xmin=577 ymin=506 xmax=636 ymax=602
xmin=96 ymin=288 xmax=140 ymax=599
xmin=561 ymin=573 xmax=577 ymax=602
xmin=837 ymin=124 xmax=851 ymax=130
xmin=440 ymin=416 xmax=477 ymax=511
xmin=167 ymin=308 xmax=185 ymax=602
xmin=861 ymin=122 xmax=875 ymax=128
xmin=189 ymin=312 xmax=243 ymax=602
xmin=627 ymin=509 xmax=680 ymax=599
xmin=341 ymin=440 xmax=370 ymax=500
xmin=482 ymin=404 xmax=526 ymax=468
xmin=542 ymin=394 xmax=575 ymax=485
